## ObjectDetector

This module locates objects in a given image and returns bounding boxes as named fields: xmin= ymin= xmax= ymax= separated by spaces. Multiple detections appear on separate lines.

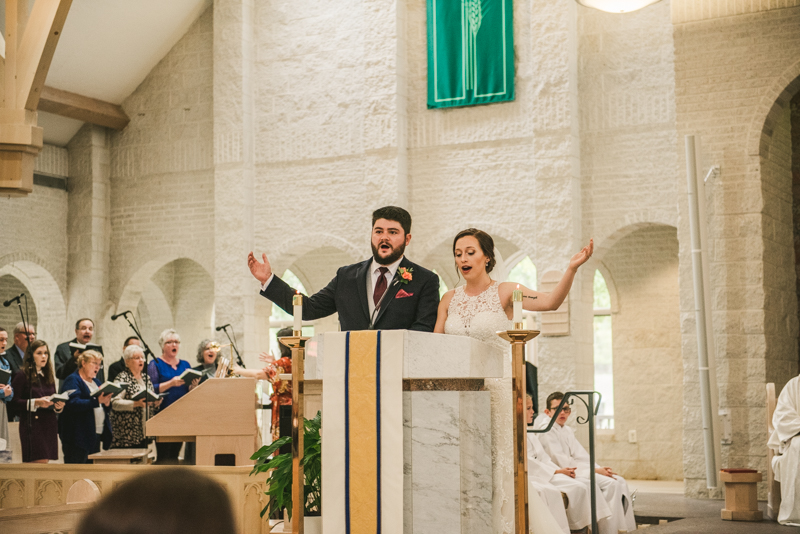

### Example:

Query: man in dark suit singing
xmin=248 ymin=206 xmax=440 ymax=332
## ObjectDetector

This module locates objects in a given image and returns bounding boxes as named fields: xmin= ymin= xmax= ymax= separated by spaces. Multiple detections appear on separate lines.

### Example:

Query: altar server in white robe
xmin=527 ymin=395 xmax=612 ymax=534
xmin=768 ymin=374 xmax=800 ymax=526
xmin=535 ymin=392 xmax=637 ymax=533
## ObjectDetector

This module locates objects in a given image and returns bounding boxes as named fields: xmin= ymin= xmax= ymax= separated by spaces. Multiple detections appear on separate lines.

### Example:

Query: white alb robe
xmin=528 ymin=433 xmax=611 ymax=532
xmin=768 ymin=375 xmax=800 ymax=526
xmin=535 ymin=416 xmax=636 ymax=534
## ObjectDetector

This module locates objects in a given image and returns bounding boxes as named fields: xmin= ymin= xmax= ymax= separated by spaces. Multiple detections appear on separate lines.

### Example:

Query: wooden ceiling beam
xmin=18 ymin=0 xmax=73 ymax=110
xmin=38 ymin=85 xmax=130 ymax=130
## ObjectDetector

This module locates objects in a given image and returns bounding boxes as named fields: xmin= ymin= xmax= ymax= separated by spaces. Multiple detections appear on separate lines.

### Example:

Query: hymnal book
xmin=0 ymin=368 xmax=10 ymax=385
xmin=69 ymin=342 xmax=103 ymax=353
xmin=48 ymin=389 xmax=76 ymax=402
xmin=91 ymin=382 xmax=126 ymax=397
xmin=178 ymin=369 xmax=203 ymax=385
xmin=130 ymin=389 xmax=164 ymax=402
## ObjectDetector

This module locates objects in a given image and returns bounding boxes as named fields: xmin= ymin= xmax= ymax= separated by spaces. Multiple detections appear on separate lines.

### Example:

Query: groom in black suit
xmin=248 ymin=206 xmax=440 ymax=332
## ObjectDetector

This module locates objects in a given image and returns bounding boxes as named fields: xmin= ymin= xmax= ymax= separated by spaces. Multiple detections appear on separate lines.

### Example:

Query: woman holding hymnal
xmin=146 ymin=329 xmax=200 ymax=463
xmin=9 ymin=340 xmax=64 ymax=462
xmin=110 ymin=344 xmax=163 ymax=449
xmin=59 ymin=350 xmax=113 ymax=464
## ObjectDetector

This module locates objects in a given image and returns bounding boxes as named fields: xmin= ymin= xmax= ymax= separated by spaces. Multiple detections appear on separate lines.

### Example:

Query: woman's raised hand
xmin=568 ymin=239 xmax=594 ymax=271
xmin=258 ymin=351 xmax=275 ymax=365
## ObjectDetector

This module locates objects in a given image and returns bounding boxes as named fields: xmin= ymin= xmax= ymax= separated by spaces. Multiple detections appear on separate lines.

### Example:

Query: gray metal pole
xmin=685 ymin=135 xmax=718 ymax=488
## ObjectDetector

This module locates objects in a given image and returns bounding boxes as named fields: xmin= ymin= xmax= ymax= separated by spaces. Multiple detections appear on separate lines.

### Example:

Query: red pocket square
xmin=396 ymin=289 xmax=413 ymax=298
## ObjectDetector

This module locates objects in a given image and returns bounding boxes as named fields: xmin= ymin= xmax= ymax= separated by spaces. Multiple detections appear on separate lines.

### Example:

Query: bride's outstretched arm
xmin=434 ymin=290 xmax=455 ymax=333
xmin=501 ymin=239 xmax=593 ymax=312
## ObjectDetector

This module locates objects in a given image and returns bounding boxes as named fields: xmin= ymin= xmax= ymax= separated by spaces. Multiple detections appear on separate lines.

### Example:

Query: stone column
xmin=363 ymin=0 xmax=410 ymax=210
xmin=531 ymin=1 xmax=593 ymax=405
xmin=66 ymin=124 xmax=111 ymax=343
xmin=213 ymin=0 xmax=269 ymax=364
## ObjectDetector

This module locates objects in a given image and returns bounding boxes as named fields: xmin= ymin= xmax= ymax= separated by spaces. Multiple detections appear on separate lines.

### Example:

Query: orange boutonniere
xmin=398 ymin=267 xmax=413 ymax=285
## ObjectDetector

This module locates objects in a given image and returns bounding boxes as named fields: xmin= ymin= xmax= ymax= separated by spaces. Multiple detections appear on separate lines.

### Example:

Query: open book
xmin=0 ymin=368 xmax=10 ymax=385
xmin=69 ymin=342 xmax=103 ymax=352
xmin=130 ymin=389 xmax=165 ymax=402
xmin=48 ymin=389 xmax=76 ymax=402
xmin=91 ymin=382 xmax=126 ymax=397
xmin=177 ymin=368 xmax=203 ymax=385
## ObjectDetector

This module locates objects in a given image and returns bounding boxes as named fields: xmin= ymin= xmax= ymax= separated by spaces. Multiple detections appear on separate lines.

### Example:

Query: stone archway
xmin=0 ymin=257 xmax=67 ymax=343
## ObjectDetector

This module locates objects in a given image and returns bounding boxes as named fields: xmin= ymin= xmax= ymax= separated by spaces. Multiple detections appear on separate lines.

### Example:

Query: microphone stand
xmin=218 ymin=325 xmax=245 ymax=368
xmin=118 ymin=312 xmax=156 ymax=450
xmin=12 ymin=294 xmax=33 ymax=462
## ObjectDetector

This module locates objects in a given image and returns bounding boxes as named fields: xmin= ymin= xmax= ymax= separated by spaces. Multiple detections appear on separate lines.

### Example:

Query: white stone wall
xmin=104 ymin=8 xmax=215 ymax=354
xmin=596 ymin=225 xmax=682 ymax=480
xmin=577 ymin=1 xmax=682 ymax=479
xmin=673 ymin=6 xmax=800 ymax=497
xmin=0 ymin=145 xmax=69 ymax=341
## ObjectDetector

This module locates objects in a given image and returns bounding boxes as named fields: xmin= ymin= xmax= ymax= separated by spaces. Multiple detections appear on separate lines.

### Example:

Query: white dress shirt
xmin=367 ymin=256 xmax=404 ymax=317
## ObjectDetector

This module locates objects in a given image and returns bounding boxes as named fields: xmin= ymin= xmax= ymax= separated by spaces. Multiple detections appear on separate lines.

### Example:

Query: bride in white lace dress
xmin=434 ymin=228 xmax=593 ymax=534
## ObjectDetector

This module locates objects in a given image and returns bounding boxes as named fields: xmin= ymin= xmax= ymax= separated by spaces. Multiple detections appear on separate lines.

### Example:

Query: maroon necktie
xmin=373 ymin=267 xmax=389 ymax=307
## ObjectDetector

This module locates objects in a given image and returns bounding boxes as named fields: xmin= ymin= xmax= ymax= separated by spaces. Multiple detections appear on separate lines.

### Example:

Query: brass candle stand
xmin=498 ymin=328 xmax=539 ymax=534
xmin=279 ymin=332 xmax=309 ymax=534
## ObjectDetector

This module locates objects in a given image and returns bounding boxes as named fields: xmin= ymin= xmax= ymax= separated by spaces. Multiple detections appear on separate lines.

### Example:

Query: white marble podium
xmin=310 ymin=330 xmax=505 ymax=534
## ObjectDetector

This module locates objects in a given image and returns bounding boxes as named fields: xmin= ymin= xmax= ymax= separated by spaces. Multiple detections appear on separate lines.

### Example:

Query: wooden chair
xmin=766 ymin=382 xmax=781 ymax=520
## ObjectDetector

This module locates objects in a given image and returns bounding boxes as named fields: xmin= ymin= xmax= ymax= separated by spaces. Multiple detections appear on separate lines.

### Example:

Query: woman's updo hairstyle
xmin=453 ymin=228 xmax=496 ymax=276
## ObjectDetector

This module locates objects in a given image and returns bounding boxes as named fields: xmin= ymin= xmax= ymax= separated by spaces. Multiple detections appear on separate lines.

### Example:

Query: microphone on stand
xmin=111 ymin=310 xmax=131 ymax=321
xmin=3 ymin=294 xmax=23 ymax=307
xmin=215 ymin=324 xmax=231 ymax=332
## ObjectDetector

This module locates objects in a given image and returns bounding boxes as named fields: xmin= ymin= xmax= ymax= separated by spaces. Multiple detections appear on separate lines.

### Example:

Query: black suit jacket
xmin=55 ymin=339 xmax=105 ymax=383
xmin=261 ymin=257 xmax=440 ymax=332
xmin=4 ymin=345 xmax=24 ymax=374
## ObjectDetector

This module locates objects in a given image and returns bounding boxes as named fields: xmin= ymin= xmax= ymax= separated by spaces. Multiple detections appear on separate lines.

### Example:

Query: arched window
xmin=508 ymin=256 xmax=537 ymax=290
xmin=268 ymin=270 xmax=313 ymax=357
xmin=593 ymin=270 xmax=614 ymax=429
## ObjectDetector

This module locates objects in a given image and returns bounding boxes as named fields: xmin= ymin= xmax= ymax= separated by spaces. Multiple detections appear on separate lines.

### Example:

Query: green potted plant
xmin=251 ymin=411 xmax=322 ymax=533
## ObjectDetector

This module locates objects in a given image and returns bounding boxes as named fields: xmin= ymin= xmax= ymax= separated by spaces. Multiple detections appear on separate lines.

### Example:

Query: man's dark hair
xmin=372 ymin=206 xmax=412 ymax=235
xmin=276 ymin=327 xmax=293 ymax=359
xmin=75 ymin=318 xmax=94 ymax=330
xmin=0 ymin=327 xmax=5 ymax=334
xmin=546 ymin=391 xmax=565 ymax=411
xmin=123 ymin=336 xmax=140 ymax=347
xmin=76 ymin=469 xmax=236 ymax=534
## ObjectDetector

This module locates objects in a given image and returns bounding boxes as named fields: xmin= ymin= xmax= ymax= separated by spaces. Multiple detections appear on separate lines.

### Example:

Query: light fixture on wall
xmin=576 ymin=0 xmax=662 ymax=13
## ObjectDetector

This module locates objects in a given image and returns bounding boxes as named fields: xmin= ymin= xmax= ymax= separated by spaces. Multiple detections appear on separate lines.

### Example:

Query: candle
xmin=513 ymin=285 xmax=523 ymax=327
xmin=293 ymin=292 xmax=302 ymax=334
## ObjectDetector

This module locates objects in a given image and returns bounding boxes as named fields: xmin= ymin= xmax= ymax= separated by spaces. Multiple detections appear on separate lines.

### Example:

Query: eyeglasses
xmin=550 ymin=406 xmax=571 ymax=413
xmin=164 ymin=340 xmax=180 ymax=345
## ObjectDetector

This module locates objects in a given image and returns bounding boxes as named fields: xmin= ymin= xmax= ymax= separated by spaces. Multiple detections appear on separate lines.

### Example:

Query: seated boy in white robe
xmin=535 ymin=392 xmax=637 ymax=534
xmin=768 ymin=374 xmax=800 ymax=526
xmin=527 ymin=394 xmax=612 ymax=534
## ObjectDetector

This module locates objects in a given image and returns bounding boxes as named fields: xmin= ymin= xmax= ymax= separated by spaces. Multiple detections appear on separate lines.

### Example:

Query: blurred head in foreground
xmin=76 ymin=468 xmax=236 ymax=534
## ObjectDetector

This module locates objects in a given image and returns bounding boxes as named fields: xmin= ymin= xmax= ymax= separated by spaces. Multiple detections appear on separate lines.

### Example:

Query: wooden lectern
xmin=146 ymin=378 xmax=258 ymax=466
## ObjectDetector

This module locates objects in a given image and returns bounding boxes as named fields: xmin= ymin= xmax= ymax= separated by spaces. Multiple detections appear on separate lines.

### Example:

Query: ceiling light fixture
xmin=575 ymin=0 xmax=662 ymax=13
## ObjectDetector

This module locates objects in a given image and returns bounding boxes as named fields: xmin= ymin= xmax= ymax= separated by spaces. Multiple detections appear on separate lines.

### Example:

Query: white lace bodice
xmin=444 ymin=281 xmax=512 ymax=351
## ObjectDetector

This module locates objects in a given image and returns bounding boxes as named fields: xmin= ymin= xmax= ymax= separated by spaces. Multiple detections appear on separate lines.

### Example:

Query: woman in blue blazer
xmin=59 ymin=350 xmax=112 ymax=464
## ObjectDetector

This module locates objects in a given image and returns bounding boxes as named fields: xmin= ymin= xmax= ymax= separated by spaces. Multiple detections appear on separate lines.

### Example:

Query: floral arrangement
xmin=398 ymin=267 xmax=413 ymax=284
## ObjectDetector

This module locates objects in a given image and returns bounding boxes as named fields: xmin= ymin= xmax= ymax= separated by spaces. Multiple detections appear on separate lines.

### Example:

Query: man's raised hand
xmin=248 ymin=252 xmax=273 ymax=285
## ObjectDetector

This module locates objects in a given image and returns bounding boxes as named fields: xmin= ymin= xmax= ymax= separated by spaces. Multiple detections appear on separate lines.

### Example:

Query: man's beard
xmin=371 ymin=241 xmax=406 ymax=266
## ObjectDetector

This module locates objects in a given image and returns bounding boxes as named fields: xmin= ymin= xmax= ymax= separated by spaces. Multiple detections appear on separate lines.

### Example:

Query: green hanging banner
xmin=427 ymin=0 xmax=514 ymax=109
